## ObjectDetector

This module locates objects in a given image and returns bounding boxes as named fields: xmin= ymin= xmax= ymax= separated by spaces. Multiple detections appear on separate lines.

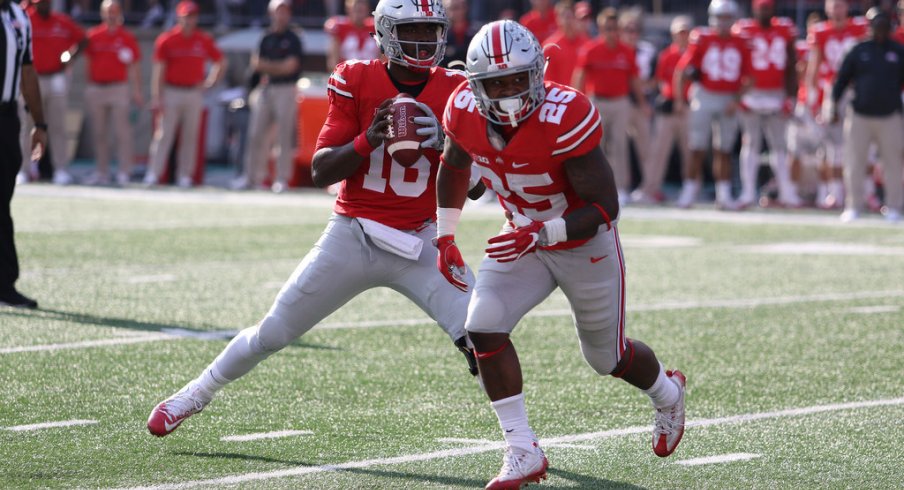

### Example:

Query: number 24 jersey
xmin=443 ymin=81 xmax=602 ymax=249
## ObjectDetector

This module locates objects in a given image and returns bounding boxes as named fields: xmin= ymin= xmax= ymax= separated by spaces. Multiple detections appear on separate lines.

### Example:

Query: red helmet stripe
xmin=419 ymin=0 xmax=433 ymax=16
xmin=491 ymin=23 xmax=505 ymax=65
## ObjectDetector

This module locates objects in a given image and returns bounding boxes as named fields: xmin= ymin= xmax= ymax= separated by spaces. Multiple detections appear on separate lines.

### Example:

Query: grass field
xmin=1 ymin=184 xmax=902 ymax=489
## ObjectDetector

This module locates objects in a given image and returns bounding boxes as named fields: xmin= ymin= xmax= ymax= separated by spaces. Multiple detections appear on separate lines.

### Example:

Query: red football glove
xmin=434 ymin=235 xmax=468 ymax=292
xmin=485 ymin=220 xmax=544 ymax=262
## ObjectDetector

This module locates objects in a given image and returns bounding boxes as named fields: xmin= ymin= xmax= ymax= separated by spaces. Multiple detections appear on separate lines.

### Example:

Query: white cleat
xmin=147 ymin=385 xmax=210 ymax=437
xmin=52 ymin=169 xmax=73 ymax=186
xmin=839 ymin=209 xmax=860 ymax=223
xmin=652 ymin=370 xmax=686 ymax=457
xmin=485 ymin=442 xmax=548 ymax=490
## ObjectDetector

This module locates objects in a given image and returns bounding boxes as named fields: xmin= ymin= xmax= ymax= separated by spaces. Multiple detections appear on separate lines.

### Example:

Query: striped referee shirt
xmin=0 ymin=0 xmax=32 ymax=104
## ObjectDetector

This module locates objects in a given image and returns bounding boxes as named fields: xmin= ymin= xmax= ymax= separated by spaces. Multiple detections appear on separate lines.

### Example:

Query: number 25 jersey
xmin=316 ymin=60 xmax=466 ymax=230
xmin=443 ymin=81 xmax=602 ymax=249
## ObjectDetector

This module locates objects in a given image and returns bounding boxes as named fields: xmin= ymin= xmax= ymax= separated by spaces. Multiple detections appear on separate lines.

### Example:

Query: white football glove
xmin=412 ymin=101 xmax=445 ymax=151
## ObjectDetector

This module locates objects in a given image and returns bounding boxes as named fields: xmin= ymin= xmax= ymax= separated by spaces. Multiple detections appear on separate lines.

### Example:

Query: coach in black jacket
xmin=831 ymin=8 xmax=904 ymax=223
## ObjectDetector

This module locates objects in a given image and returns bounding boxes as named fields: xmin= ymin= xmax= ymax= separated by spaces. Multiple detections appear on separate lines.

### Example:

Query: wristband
xmin=353 ymin=132 xmax=375 ymax=157
xmin=436 ymin=207 xmax=462 ymax=237
xmin=541 ymin=217 xmax=567 ymax=245
xmin=34 ymin=123 xmax=48 ymax=130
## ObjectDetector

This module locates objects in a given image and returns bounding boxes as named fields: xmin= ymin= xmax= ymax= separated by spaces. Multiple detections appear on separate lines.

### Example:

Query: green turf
xmin=1 ymin=188 xmax=902 ymax=489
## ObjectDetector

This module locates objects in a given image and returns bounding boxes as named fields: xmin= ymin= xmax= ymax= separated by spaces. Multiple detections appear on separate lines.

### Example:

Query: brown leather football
xmin=386 ymin=93 xmax=427 ymax=167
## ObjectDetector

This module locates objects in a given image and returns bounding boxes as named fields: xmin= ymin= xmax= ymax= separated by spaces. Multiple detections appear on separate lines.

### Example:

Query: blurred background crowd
xmin=15 ymin=0 xmax=904 ymax=222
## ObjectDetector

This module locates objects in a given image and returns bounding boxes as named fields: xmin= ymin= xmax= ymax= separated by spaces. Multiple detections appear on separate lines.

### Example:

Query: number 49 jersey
xmin=678 ymin=27 xmax=752 ymax=94
xmin=443 ymin=81 xmax=602 ymax=249
xmin=316 ymin=59 xmax=466 ymax=230
xmin=732 ymin=17 xmax=797 ymax=91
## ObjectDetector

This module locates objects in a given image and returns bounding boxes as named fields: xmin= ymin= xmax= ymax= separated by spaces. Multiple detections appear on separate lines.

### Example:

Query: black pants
xmin=0 ymin=104 xmax=23 ymax=291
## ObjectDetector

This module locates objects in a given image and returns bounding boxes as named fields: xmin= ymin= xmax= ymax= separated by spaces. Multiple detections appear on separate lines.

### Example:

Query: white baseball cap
xmin=268 ymin=0 xmax=291 ymax=12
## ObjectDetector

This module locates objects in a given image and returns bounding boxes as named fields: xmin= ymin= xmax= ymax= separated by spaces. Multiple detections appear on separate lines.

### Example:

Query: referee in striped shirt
xmin=1 ymin=0 xmax=47 ymax=308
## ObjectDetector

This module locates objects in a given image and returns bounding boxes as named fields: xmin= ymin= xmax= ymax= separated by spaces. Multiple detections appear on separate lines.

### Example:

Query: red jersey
xmin=894 ymin=26 xmax=904 ymax=45
xmin=678 ymin=28 xmax=752 ymax=93
xmin=27 ymin=9 xmax=84 ymax=75
xmin=443 ymin=81 xmax=602 ymax=249
xmin=542 ymin=31 xmax=589 ymax=86
xmin=324 ymin=16 xmax=379 ymax=65
xmin=655 ymin=44 xmax=689 ymax=102
xmin=807 ymin=17 xmax=868 ymax=83
xmin=317 ymin=60 xmax=465 ymax=230
xmin=153 ymin=27 xmax=223 ymax=87
xmin=85 ymin=25 xmax=140 ymax=84
xmin=575 ymin=40 xmax=637 ymax=98
xmin=520 ymin=9 xmax=558 ymax=44
xmin=733 ymin=17 xmax=797 ymax=90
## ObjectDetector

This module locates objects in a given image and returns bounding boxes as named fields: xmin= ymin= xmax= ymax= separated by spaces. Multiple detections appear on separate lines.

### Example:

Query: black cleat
xmin=454 ymin=336 xmax=479 ymax=376
xmin=0 ymin=288 xmax=38 ymax=309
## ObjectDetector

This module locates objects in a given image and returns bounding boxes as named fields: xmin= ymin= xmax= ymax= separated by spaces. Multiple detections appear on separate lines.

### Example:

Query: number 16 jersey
xmin=316 ymin=60 xmax=466 ymax=230
xmin=443 ymin=81 xmax=602 ymax=249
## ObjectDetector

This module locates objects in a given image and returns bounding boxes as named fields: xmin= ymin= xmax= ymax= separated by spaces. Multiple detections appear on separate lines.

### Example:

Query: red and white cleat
xmin=147 ymin=386 xmax=209 ymax=437
xmin=486 ymin=442 xmax=549 ymax=489
xmin=652 ymin=370 xmax=686 ymax=457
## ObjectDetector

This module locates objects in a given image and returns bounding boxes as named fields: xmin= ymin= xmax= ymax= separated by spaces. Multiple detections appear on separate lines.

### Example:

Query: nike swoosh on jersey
xmin=511 ymin=162 xmax=529 ymax=168
xmin=590 ymin=256 xmax=608 ymax=263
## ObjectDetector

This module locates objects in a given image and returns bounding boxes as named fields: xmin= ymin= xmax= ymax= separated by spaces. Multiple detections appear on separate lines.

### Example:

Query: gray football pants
xmin=209 ymin=214 xmax=473 ymax=382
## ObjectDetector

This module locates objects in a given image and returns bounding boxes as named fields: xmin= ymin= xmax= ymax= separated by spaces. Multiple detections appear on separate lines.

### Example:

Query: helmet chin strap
xmin=498 ymin=98 xmax=522 ymax=128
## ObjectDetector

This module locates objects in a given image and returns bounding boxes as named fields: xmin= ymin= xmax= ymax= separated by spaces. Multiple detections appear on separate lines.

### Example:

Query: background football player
xmin=674 ymin=0 xmax=752 ymax=210
xmin=806 ymin=0 xmax=868 ymax=209
xmin=733 ymin=0 xmax=800 ymax=208
xmin=436 ymin=20 xmax=685 ymax=489
xmin=148 ymin=0 xmax=482 ymax=438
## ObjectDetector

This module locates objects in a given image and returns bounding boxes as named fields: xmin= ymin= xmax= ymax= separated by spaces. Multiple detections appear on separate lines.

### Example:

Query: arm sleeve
xmin=315 ymin=64 xmax=361 ymax=150
xmin=23 ymin=14 xmax=32 ymax=65
xmin=153 ymin=35 xmax=166 ymax=62
xmin=128 ymin=32 xmax=142 ymax=61
xmin=832 ymin=47 xmax=855 ymax=102
xmin=205 ymin=34 xmax=223 ymax=61
xmin=290 ymin=32 xmax=304 ymax=58
xmin=552 ymin=92 xmax=603 ymax=159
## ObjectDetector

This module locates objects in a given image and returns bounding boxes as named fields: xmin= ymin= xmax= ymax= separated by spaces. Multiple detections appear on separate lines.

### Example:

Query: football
xmin=386 ymin=93 xmax=427 ymax=167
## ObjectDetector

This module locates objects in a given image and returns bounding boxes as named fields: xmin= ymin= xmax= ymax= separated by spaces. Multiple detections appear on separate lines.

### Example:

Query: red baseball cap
xmin=753 ymin=0 xmax=775 ymax=8
xmin=175 ymin=0 xmax=199 ymax=16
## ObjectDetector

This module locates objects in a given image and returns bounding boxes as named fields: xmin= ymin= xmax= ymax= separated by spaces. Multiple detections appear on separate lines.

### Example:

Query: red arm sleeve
xmin=315 ymin=63 xmax=361 ymax=151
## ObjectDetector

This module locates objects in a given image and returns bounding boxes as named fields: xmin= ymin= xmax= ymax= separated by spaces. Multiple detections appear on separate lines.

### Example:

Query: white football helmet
xmin=465 ymin=20 xmax=545 ymax=127
xmin=708 ymin=0 xmax=739 ymax=30
xmin=373 ymin=0 xmax=449 ymax=70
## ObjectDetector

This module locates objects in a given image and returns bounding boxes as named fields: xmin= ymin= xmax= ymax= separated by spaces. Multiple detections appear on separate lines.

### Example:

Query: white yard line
xmin=3 ymin=419 xmax=97 ymax=432
xmin=221 ymin=430 xmax=313 ymax=442
xmin=0 ymin=333 xmax=176 ymax=354
xmin=121 ymin=397 xmax=904 ymax=490
xmin=4 ymin=289 xmax=904 ymax=355
xmin=676 ymin=453 xmax=761 ymax=466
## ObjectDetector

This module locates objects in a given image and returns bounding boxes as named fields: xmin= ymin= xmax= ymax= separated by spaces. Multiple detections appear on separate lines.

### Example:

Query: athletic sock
xmin=191 ymin=367 xmax=228 ymax=402
xmin=491 ymin=393 xmax=536 ymax=452
xmin=715 ymin=180 xmax=733 ymax=204
xmin=829 ymin=179 xmax=845 ymax=203
xmin=643 ymin=364 xmax=680 ymax=409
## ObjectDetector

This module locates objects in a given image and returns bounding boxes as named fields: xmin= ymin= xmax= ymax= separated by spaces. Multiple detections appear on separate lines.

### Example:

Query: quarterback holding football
xmin=436 ymin=20 xmax=687 ymax=489
xmin=148 ymin=0 xmax=482 ymax=438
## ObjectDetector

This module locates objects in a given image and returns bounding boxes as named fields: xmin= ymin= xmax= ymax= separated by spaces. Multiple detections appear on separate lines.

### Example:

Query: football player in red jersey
xmin=436 ymin=20 xmax=686 ymax=489
xmin=733 ymin=0 xmax=800 ymax=208
xmin=674 ymin=0 xmax=752 ymax=210
xmin=806 ymin=0 xmax=869 ymax=209
xmin=147 ymin=0 xmax=483 ymax=439
xmin=324 ymin=0 xmax=380 ymax=71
